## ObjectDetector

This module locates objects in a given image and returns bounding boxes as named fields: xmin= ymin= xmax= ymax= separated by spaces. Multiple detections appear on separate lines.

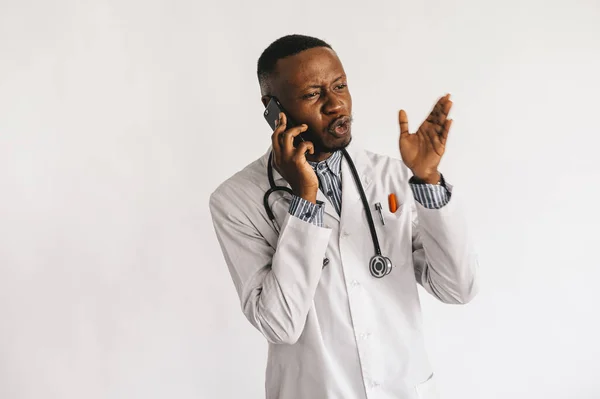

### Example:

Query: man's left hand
xmin=398 ymin=93 xmax=453 ymax=184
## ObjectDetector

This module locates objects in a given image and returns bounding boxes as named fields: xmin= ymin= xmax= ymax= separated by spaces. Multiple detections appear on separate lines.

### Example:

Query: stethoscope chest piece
xmin=369 ymin=255 xmax=392 ymax=278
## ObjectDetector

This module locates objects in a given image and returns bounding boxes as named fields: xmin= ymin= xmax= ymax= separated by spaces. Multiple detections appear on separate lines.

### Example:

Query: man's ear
xmin=261 ymin=95 xmax=271 ymax=108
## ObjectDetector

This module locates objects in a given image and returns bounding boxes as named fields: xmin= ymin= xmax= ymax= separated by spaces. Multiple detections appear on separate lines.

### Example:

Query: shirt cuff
xmin=409 ymin=174 xmax=452 ymax=209
xmin=289 ymin=196 xmax=325 ymax=227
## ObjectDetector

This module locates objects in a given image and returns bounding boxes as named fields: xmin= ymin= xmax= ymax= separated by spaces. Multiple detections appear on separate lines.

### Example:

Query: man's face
xmin=266 ymin=47 xmax=353 ymax=155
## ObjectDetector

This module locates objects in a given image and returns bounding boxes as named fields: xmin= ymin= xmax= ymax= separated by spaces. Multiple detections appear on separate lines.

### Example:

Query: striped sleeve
xmin=409 ymin=174 xmax=453 ymax=209
xmin=289 ymin=196 xmax=325 ymax=227
xmin=410 ymin=184 xmax=450 ymax=209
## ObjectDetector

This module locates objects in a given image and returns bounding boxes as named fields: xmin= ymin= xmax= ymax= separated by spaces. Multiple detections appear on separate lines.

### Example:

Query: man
xmin=209 ymin=34 xmax=479 ymax=399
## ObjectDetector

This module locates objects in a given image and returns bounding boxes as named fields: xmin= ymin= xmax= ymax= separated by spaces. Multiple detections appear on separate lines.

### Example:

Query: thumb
xmin=398 ymin=110 xmax=409 ymax=138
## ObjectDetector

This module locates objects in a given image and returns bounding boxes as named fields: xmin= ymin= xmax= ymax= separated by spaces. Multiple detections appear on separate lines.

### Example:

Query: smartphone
xmin=264 ymin=96 xmax=305 ymax=146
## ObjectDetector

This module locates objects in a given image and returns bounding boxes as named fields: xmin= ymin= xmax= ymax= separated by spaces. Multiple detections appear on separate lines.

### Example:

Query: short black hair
xmin=257 ymin=34 xmax=333 ymax=94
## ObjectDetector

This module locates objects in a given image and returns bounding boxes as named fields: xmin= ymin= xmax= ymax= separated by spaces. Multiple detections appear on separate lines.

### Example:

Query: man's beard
xmin=302 ymin=116 xmax=353 ymax=154
xmin=312 ymin=134 xmax=352 ymax=154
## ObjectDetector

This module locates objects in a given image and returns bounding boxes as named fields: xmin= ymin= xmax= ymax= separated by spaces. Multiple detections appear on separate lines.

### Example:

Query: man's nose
xmin=322 ymin=93 xmax=344 ymax=115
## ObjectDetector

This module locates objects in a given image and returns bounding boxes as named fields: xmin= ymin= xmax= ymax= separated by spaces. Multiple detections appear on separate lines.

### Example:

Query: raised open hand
xmin=399 ymin=94 xmax=453 ymax=184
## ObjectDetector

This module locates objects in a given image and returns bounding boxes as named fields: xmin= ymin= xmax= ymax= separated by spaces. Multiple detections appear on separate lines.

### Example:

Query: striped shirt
xmin=289 ymin=150 xmax=451 ymax=226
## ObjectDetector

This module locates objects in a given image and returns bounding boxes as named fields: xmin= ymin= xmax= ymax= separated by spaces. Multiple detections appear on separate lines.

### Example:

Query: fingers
xmin=423 ymin=117 xmax=452 ymax=153
xmin=426 ymin=96 xmax=444 ymax=124
xmin=281 ymin=124 xmax=308 ymax=156
xmin=440 ymin=118 xmax=452 ymax=145
xmin=270 ymin=112 xmax=287 ymax=164
xmin=294 ymin=141 xmax=315 ymax=160
xmin=424 ymin=127 xmax=444 ymax=155
xmin=426 ymin=94 xmax=453 ymax=128
xmin=271 ymin=112 xmax=309 ymax=165
xmin=438 ymin=97 xmax=452 ymax=127
xmin=399 ymin=110 xmax=409 ymax=137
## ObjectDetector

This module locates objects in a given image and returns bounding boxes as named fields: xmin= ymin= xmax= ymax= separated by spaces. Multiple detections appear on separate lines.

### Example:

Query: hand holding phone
xmin=264 ymin=97 xmax=306 ymax=147
xmin=265 ymin=97 xmax=318 ymax=202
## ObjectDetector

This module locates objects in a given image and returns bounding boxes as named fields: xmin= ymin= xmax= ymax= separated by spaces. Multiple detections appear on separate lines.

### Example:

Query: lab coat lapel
xmin=340 ymin=145 xmax=373 ymax=229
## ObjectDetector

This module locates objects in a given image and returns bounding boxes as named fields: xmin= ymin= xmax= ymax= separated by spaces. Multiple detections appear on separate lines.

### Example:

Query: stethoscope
xmin=263 ymin=148 xmax=393 ymax=278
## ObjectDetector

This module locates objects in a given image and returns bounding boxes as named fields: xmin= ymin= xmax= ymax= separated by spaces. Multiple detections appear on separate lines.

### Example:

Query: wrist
xmin=294 ymin=187 xmax=318 ymax=204
xmin=411 ymin=170 xmax=441 ymax=185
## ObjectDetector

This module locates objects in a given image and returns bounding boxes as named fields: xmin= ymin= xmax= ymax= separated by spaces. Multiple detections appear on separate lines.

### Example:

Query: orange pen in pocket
xmin=388 ymin=193 xmax=398 ymax=213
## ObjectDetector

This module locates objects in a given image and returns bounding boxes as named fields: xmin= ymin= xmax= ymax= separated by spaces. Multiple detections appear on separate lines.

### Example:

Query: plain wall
xmin=1 ymin=0 xmax=599 ymax=398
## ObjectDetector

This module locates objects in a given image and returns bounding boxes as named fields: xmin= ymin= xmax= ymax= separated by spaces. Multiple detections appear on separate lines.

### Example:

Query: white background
xmin=1 ymin=0 xmax=599 ymax=398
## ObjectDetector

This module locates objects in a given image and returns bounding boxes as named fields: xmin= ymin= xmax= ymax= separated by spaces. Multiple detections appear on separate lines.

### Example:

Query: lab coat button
xmin=365 ymin=378 xmax=380 ymax=389
xmin=350 ymin=280 xmax=360 ymax=287
xmin=365 ymin=378 xmax=381 ymax=389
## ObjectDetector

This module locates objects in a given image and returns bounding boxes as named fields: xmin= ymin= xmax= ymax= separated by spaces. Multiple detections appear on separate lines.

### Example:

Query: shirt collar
xmin=307 ymin=150 xmax=342 ymax=177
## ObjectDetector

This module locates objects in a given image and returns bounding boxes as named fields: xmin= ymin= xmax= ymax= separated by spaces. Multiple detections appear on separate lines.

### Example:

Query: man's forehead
xmin=274 ymin=47 xmax=344 ymax=88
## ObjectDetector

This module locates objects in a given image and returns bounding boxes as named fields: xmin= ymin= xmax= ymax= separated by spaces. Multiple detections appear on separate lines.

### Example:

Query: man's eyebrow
xmin=301 ymin=75 xmax=346 ymax=90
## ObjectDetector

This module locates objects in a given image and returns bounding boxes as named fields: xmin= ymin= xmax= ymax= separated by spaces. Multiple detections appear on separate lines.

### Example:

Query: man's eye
xmin=336 ymin=84 xmax=347 ymax=90
xmin=304 ymin=92 xmax=319 ymax=99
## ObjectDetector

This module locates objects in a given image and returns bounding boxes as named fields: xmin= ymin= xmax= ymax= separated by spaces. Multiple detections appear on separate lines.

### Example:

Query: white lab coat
xmin=209 ymin=142 xmax=479 ymax=399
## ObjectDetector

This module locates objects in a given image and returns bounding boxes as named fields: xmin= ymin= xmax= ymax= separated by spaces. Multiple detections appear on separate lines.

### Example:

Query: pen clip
xmin=374 ymin=202 xmax=385 ymax=226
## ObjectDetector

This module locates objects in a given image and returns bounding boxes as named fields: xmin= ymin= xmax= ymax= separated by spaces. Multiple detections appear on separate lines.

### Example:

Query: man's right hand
xmin=271 ymin=112 xmax=319 ymax=204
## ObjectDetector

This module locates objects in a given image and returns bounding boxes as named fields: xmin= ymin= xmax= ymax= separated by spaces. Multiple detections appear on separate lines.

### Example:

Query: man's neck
xmin=306 ymin=152 xmax=333 ymax=163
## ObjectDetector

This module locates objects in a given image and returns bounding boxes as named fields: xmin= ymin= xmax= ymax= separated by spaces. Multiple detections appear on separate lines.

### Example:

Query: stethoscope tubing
xmin=263 ymin=149 xmax=392 ymax=278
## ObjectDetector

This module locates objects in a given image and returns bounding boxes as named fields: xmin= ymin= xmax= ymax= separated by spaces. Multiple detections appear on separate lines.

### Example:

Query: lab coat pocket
xmin=415 ymin=373 xmax=439 ymax=399
xmin=378 ymin=204 xmax=410 ymax=254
